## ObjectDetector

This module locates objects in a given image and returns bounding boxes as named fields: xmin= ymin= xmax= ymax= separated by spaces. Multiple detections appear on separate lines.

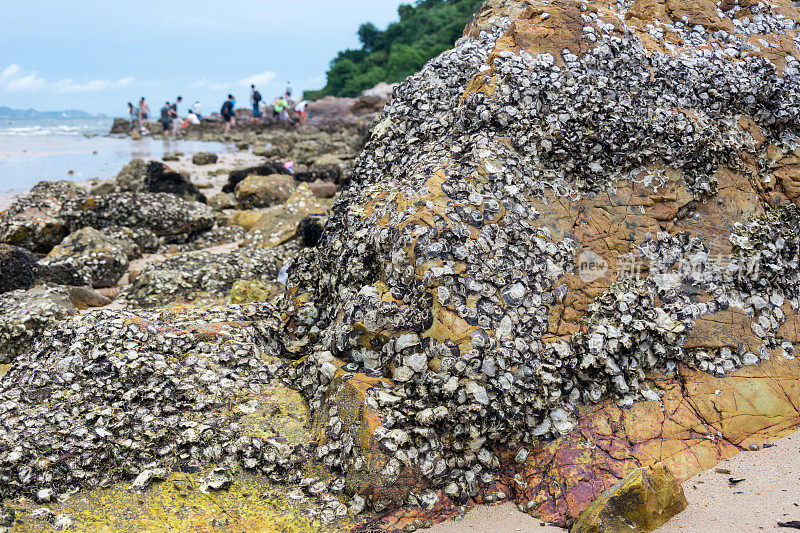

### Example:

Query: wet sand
xmin=430 ymin=428 xmax=800 ymax=533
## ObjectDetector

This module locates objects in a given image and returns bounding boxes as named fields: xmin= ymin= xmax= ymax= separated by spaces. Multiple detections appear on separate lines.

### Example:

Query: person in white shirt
xmin=187 ymin=110 xmax=201 ymax=125
xmin=192 ymin=101 xmax=202 ymax=119
xmin=295 ymin=100 xmax=309 ymax=122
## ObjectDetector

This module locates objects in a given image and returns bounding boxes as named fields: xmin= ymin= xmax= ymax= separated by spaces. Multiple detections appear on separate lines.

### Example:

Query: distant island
xmin=0 ymin=106 xmax=106 ymax=119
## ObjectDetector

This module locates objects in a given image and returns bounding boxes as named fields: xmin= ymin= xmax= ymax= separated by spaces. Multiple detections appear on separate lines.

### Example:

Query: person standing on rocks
xmin=192 ymin=100 xmax=202 ymax=120
xmin=138 ymin=97 xmax=150 ymax=133
xmin=285 ymin=81 xmax=292 ymax=100
xmin=127 ymin=102 xmax=139 ymax=131
xmin=221 ymin=94 xmax=236 ymax=135
xmin=295 ymin=100 xmax=309 ymax=122
xmin=250 ymin=84 xmax=262 ymax=122
xmin=160 ymin=101 xmax=172 ymax=137
xmin=170 ymin=96 xmax=183 ymax=137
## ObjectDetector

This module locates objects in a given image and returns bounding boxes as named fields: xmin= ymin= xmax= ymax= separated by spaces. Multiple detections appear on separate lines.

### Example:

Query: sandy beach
xmin=429 ymin=429 xmax=800 ymax=533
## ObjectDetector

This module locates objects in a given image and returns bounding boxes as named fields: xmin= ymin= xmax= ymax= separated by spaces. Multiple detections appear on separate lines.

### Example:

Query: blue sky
xmin=0 ymin=0 xmax=406 ymax=115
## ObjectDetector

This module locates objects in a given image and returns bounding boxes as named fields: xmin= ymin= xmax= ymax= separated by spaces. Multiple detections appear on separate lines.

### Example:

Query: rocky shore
xmin=4 ymin=0 xmax=800 ymax=531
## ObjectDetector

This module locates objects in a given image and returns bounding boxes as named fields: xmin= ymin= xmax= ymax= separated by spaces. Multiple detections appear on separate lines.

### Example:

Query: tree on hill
xmin=305 ymin=0 xmax=485 ymax=100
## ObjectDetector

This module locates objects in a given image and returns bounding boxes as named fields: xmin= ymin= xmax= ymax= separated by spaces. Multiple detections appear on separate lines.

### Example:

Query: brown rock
xmin=307 ymin=180 xmax=337 ymax=199
xmin=571 ymin=463 xmax=687 ymax=533
xmin=235 ymin=174 xmax=297 ymax=209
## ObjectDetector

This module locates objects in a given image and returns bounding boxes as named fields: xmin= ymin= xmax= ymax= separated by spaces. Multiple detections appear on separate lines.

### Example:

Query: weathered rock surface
xmin=0 ymin=285 xmax=77 ymax=363
xmin=571 ymin=464 xmax=687 ymax=532
xmin=248 ymin=183 xmax=328 ymax=247
xmin=192 ymin=152 xmax=218 ymax=165
xmin=235 ymin=174 xmax=298 ymax=209
xmin=7 ymin=0 xmax=800 ymax=530
xmin=124 ymin=244 xmax=290 ymax=308
xmin=42 ymin=227 xmax=130 ymax=288
xmin=1 ymin=184 xmax=213 ymax=254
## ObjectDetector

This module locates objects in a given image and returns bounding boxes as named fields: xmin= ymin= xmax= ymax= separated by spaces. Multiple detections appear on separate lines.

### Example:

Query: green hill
xmin=305 ymin=0 xmax=485 ymax=99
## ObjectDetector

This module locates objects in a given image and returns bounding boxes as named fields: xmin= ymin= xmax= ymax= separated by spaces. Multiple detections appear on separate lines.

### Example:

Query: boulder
xmin=124 ymin=245 xmax=290 ymax=308
xmin=145 ymin=161 xmax=206 ymax=203
xmin=60 ymin=193 xmax=214 ymax=243
xmin=0 ymin=244 xmax=38 ymax=294
xmin=281 ymin=0 xmax=800 ymax=523
xmin=192 ymin=152 xmax=218 ymax=165
xmin=350 ymin=82 xmax=397 ymax=115
xmin=228 ymin=209 xmax=277 ymax=232
xmin=0 ymin=285 xmax=77 ymax=363
xmin=91 ymin=159 xmax=206 ymax=204
xmin=42 ymin=227 xmax=130 ymax=288
xmin=222 ymin=161 xmax=291 ymax=193
xmin=235 ymin=175 xmax=297 ymax=209
xmin=248 ymin=183 xmax=327 ymax=247
xmin=571 ymin=464 xmax=687 ymax=533
xmin=109 ymin=118 xmax=130 ymax=134
xmin=0 ymin=181 xmax=84 ymax=253
xmin=162 ymin=153 xmax=180 ymax=162
xmin=307 ymin=180 xmax=337 ymax=199
xmin=208 ymin=192 xmax=237 ymax=210
xmin=67 ymin=286 xmax=113 ymax=310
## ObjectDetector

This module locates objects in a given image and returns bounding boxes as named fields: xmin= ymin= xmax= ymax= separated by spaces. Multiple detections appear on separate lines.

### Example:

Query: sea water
xmin=0 ymin=117 xmax=233 ymax=194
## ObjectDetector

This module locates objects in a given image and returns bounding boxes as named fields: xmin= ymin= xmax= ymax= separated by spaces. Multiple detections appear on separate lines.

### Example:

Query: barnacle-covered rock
xmin=0 ymin=285 xmax=77 ymax=363
xmin=0 ymin=181 xmax=83 ymax=253
xmin=42 ymin=227 xmax=130 ymax=288
xmin=280 ymin=0 xmax=800 ymax=522
xmin=124 ymin=244 xmax=291 ymax=308
xmin=0 ymin=304 xmax=292 ymax=498
xmin=2 ymin=185 xmax=213 ymax=253
xmin=145 ymin=161 xmax=206 ymax=203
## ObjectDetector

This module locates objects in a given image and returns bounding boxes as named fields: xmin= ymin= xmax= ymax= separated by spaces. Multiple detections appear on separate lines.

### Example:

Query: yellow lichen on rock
xmin=571 ymin=464 xmax=687 ymax=533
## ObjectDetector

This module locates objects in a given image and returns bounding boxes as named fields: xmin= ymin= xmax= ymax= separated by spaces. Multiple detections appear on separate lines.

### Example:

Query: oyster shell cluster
xmin=286 ymin=0 xmax=800 ymax=505
xmin=2 ymin=0 xmax=800 ymax=524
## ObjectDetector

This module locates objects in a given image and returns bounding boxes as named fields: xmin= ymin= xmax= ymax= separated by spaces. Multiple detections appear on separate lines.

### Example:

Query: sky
xmin=0 ymin=0 xmax=406 ymax=115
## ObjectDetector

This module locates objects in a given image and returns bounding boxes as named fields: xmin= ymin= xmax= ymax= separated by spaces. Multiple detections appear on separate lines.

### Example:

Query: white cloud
xmin=239 ymin=71 xmax=276 ymax=87
xmin=0 ymin=64 xmax=47 ymax=92
xmin=191 ymin=78 xmax=208 ymax=88
xmin=53 ymin=76 xmax=134 ymax=94
xmin=0 ymin=64 xmax=134 ymax=94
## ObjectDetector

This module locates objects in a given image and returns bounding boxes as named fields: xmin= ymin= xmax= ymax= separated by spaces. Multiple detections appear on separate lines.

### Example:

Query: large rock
xmin=192 ymin=152 xmax=218 ymax=165
xmin=42 ymin=227 xmax=130 ymax=288
xmin=0 ymin=285 xmax=77 ymax=363
xmin=222 ymin=161 xmax=291 ymax=193
xmin=571 ymin=464 xmax=687 ymax=532
xmin=0 ymin=181 xmax=84 ymax=253
xmin=124 ymin=245 xmax=290 ymax=308
xmin=235 ymin=175 xmax=297 ymax=209
xmin=0 ymin=244 xmax=37 ymax=294
xmin=60 ymin=193 xmax=214 ymax=243
xmin=91 ymin=159 xmax=206 ymax=203
xmin=2 ymin=185 xmax=213 ymax=254
xmin=280 ymin=0 xmax=800 ymax=522
xmin=145 ymin=161 xmax=206 ymax=203
xmin=248 ymin=183 xmax=328 ymax=247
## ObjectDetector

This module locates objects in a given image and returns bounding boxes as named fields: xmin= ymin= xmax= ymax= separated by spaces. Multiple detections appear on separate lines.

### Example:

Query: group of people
xmin=127 ymin=97 xmax=201 ymax=136
xmin=127 ymin=82 xmax=310 ymax=137
xmin=250 ymin=83 xmax=310 ymax=123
